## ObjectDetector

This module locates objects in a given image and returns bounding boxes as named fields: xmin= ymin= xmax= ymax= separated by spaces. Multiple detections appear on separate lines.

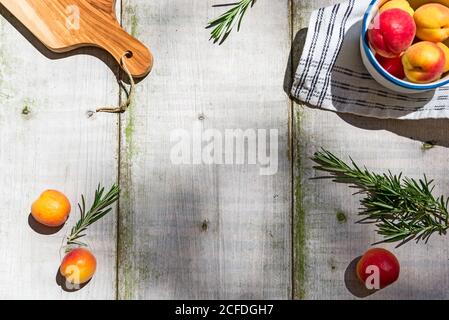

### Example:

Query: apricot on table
xmin=60 ymin=248 xmax=97 ymax=285
xmin=368 ymin=8 xmax=416 ymax=58
xmin=402 ymin=41 xmax=446 ymax=83
xmin=414 ymin=4 xmax=449 ymax=42
xmin=356 ymin=248 xmax=400 ymax=289
xmin=31 ymin=190 xmax=71 ymax=227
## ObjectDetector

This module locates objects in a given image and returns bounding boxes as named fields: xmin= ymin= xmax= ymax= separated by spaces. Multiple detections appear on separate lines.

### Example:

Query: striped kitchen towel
xmin=291 ymin=0 xmax=449 ymax=120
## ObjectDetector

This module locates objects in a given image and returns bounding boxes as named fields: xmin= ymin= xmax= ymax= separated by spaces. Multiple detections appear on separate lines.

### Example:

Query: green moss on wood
xmin=21 ymin=99 xmax=36 ymax=118
xmin=125 ymin=104 xmax=135 ymax=153
xmin=422 ymin=141 xmax=436 ymax=150
xmin=118 ymin=4 xmax=141 ymax=300
xmin=293 ymin=107 xmax=307 ymax=300
xmin=125 ymin=5 xmax=139 ymax=37
xmin=201 ymin=220 xmax=209 ymax=232
xmin=21 ymin=106 xmax=31 ymax=115
xmin=123 ymin=6 xmax=138 ymax=160
xmin=336 ymin=211 xmax=347 ymax=224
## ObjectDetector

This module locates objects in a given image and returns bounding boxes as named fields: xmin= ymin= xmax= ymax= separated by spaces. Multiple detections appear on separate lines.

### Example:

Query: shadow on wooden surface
xmin=28 ymin=214 xmax=64 ymax=235
xmin=344 ymin=256 xmax=377 ymax=299
xmin=55 ymin=268 xmax=91 ymax=293
xmin=0 ymin=3 xmax=145 ymax=84
xmin=284 ymin=28 xmax=308 ymax=95
xmin=339 ymin=114 xmax=449 ymax=148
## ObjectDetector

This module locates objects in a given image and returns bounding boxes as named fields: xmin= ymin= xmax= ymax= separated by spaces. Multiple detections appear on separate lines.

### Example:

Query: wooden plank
xmin=292 ymin=0 xmax=449 ymax=299
xmin=0 ymin=4 xmax=119 ymax=299
xmin=118 ymin=0 xmax=292 ymax=299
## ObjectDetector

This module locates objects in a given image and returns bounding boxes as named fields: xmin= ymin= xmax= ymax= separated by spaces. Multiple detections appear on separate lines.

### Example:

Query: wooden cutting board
xmin=0 ymin=0 xmax=153 ymax=78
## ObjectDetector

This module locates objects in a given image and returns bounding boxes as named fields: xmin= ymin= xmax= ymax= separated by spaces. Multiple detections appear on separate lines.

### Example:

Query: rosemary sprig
xmin=312 ymin=149 xmax=449 ymax=247
xmin=206 ymin=0 xmax=256 ymax=44
xmin=66 ymin=184 xmax=120 ymax=247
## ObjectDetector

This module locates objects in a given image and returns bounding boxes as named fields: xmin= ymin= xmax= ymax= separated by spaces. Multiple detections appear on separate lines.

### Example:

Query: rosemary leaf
xmin=66 ymin=184 xmax=120 ymax=247
xmin=206 ymin=0 xmax=256 ymax=44
xmin=312 ymin=149 xmax=449 ymax=246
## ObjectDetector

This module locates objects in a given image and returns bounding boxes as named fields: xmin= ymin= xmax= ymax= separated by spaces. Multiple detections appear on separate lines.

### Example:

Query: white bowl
xmin=360 ymin=0 xmax=449 ymax=93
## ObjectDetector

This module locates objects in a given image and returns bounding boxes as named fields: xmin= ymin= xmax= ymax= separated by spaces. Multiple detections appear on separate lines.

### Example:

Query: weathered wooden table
xmin=0 ymin=0 xmax=448 ymax=300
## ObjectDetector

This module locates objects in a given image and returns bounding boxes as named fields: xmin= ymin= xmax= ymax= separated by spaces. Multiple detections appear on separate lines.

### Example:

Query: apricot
xmin=380 ymin=0 xmax=414 ymax=16
xmin=414 ymin=4 xmax=449 ymax=42
xmin=60 ymin=248 xmax=97 ymax=285
xmin=408 ymin=0 xmax=449 ymax=11
xmin=402 ymin=41 xmax=446 ymax=83
xmin=437 ymin=42 xmax=449 ymax=72
xmin=375 ymin=54 xmax=406 ymax=79
xmin=356 ymin=248 xmax=400 ymax=289
xmin=31 ymin=190 xmax=71 ymax=227
xmin=368 ymin=9 xmax=416 ymax=58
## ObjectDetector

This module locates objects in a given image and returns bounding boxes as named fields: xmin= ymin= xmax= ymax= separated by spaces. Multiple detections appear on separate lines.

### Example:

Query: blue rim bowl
xmin=361 ymin=0 xmax=449 ymax=92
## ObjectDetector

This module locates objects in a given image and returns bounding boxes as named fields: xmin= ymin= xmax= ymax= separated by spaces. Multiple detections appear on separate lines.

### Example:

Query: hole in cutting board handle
xmin=125 ymin=50 xmax=133 ymax=59
xmin=121 ymin=50 xmax=136 ymax=81
xmin=116 ymin=49 xmax=153 ymax=80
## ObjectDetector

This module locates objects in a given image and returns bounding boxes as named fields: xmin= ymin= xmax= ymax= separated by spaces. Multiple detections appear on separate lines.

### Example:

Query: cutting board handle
xmin=95 ymin=22 xmax=153 ymax=78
